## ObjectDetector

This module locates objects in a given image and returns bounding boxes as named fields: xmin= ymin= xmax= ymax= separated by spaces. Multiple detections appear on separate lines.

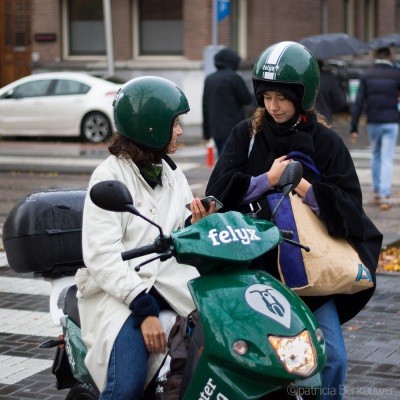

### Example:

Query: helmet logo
xmin=261 ymin=41 xmax=293 ymax=80
xmin=262 ymin=64 xmax=279 ymax=75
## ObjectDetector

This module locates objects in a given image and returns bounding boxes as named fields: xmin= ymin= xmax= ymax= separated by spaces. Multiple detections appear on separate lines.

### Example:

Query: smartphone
xmin=185 ymin=196 xmax=223 ymax=212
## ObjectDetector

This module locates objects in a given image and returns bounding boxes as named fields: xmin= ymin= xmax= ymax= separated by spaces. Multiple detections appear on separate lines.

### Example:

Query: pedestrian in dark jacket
xmin=202 ymin=48 xmax=253 ymax=156
xmin=206 ymin=41 xmax=382 ymax=400
xmin=350 ymin=47 xmax=400 ymax=210
xmin=315 ymin=60 xmax=348 ymax=124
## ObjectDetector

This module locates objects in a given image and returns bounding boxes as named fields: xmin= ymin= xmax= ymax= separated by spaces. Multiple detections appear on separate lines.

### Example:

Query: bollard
xmin=207 ymin=139 xmax=214 ymax=167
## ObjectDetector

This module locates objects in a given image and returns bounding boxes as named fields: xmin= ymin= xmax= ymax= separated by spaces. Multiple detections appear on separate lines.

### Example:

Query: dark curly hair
xmin=108 ymin=133 xmax=166 ymax=164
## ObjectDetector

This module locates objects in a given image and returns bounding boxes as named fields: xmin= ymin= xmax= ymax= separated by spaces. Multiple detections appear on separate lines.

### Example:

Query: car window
xmin=12 ymin=80 xmax=53 ymax=98
xmin=54 ymin=79 xmax=90 ymax=95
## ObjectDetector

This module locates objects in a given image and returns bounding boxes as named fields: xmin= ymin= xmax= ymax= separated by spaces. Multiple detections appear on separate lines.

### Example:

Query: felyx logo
xmin=207 ymin=226 xmax=261 ymax=246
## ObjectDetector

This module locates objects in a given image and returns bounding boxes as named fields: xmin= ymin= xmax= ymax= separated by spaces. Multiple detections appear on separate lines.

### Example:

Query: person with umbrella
xmin=350 ymin=47 xmax=400 ymax=210
xmin=298 ymin=33 xmax=366 ymax=124
xmin=299 ymin=33 xmax=369 ymax=60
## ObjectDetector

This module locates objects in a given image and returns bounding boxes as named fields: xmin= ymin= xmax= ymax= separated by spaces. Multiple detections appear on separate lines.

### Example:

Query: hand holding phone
xmin=186 ymin=196 xmax=223 ymax=212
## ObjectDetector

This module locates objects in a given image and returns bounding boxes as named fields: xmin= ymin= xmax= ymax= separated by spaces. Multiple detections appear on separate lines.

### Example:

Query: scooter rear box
xmin=2 ymin=189 xmax=87 ymax=275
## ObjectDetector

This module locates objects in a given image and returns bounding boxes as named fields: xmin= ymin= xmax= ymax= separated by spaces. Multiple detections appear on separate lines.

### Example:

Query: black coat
xmin=206 ymin=114 xmax=382 ymax=324
xmin=351 ymin=62 xmax=400 ymax=132
xmin=202 ymin=49 xmax=253 ymax=140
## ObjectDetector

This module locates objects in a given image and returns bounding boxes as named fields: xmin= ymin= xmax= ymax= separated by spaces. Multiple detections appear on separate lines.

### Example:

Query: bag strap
xmin=286 ymin=151 xmax=321 ymax=180
xmin=248 ymin=135 xmax=255 ymax=157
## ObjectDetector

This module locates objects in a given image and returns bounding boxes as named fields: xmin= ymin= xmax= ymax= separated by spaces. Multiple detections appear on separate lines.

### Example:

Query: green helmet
xmin=252 ymin=41 xmax=320 ymax=111
xmin=113 ymin=76 xmax=190 ymax=150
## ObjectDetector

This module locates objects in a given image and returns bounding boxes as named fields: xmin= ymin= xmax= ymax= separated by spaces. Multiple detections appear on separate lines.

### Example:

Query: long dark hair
xmin=108 ymin=133 xmax=166 ymax=164
xmin=250 ymin=107 xmax=330 ymax=137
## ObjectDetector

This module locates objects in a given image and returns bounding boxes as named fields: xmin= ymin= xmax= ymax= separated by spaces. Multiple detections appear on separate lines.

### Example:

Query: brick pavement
xmin=342 ymin=273 xmax=400 ymax=399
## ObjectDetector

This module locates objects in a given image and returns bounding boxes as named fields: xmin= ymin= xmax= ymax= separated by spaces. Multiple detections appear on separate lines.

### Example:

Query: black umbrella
xmin=299 ymin=33 xmax=370 ymax=60
xmin=368 ymin=33 xmax=400 ymax=50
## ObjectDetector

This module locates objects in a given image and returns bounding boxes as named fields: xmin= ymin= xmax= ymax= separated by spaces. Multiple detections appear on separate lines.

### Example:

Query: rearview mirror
xmin=270 ymin=161 xmax=303 ymax=224
xmin=90 ymin=180 xmax=137 ymax=213
xmin=89 ymin=179 xmax=165 ymax=236
xmin=276 ymin=161 xmax=303 ymax=195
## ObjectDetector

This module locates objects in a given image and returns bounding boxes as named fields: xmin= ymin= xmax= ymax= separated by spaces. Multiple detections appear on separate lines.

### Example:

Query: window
xmin=344 ymin=0 xmax=354 ymax=35
xmin=54 ymin=80 xmax=90 ymax=95
xmin=364 ymin=0 xmax=376 ymax=41
xmin=138 ymin=0 xmax=183 ymax=55
xmin=12 ymin=80 xmax=52 ymax=98
xmin=68 ymin=0 xmax=105 ymax=56
xmin=5 ymin=0 xmax=31 ymax=47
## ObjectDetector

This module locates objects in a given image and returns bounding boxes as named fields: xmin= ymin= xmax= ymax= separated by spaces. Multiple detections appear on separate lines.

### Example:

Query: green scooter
xmin=3 ymin=161 xmax=326 ymax=399
xmin=88 ymin=161 xmax=326 ymax=399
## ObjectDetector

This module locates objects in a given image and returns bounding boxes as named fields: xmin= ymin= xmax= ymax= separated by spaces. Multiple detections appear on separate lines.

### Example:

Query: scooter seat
xmin=65 ymin=285 xmax=81 ymax=328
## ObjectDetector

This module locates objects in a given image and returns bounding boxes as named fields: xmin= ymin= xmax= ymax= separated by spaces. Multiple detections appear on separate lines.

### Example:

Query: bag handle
xmin=286 ymin=151 xmax=321 ymax=180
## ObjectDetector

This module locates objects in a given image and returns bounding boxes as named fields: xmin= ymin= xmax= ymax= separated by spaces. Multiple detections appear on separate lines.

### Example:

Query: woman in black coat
xmin=202 ymin=48 xmax=253 ymax=155
xmin=206 ymin=41 xmax=382 ymax=400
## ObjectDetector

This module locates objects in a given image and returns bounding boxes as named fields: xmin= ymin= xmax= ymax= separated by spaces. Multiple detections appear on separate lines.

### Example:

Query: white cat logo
xmin=245 ymin=284 xmax=291 ymax=328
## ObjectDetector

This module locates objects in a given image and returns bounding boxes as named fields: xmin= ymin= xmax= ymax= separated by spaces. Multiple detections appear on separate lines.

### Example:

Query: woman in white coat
xmin=76 ymin=76 xmax=214 ymax=399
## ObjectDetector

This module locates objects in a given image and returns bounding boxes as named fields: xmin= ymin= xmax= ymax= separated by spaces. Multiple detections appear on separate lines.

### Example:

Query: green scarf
xmin=139 ymin=163 xmax=163 ymax=188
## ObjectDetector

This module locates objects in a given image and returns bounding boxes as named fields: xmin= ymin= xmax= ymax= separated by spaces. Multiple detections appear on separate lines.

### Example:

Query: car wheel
xmin=81 ymin=112 xmax=111 ymax=143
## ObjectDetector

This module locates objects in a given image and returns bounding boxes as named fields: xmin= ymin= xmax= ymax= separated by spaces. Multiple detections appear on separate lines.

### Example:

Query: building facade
xmin=1 ymin=0 xmax=399 ymax=125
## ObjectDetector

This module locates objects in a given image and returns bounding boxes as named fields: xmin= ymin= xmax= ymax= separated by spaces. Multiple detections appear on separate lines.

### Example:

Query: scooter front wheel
xmin=65 ymin=382 xmax=100 ymax=400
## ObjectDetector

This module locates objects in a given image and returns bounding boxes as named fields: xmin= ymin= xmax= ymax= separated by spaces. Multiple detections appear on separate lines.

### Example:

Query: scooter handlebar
xmin=279 ymin=229 xmax=294 ymax=240
xmin=121 ymin=235 xmax=173 ymax=261
xmin=122 ymin=243 xmax=159 ymax=261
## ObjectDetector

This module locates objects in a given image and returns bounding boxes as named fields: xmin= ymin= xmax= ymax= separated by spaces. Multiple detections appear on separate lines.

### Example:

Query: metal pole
xmin=103 ymin=0 xmax=115 ymax=78
xmin=212 ymin=0 xmax=218 ymax=46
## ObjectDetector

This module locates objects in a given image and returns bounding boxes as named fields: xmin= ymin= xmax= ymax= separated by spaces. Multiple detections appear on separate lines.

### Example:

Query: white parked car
xmin=0 ymin=72 xmax=122 ymax=143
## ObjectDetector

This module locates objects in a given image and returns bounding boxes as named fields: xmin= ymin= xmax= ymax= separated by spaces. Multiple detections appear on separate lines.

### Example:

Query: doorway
xmin=0 ymin=0 xmax=32 ymax=87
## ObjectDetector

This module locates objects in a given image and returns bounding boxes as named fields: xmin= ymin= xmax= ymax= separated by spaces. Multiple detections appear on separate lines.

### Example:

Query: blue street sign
xmin=218 ymin=0 xmax=230 ymax=21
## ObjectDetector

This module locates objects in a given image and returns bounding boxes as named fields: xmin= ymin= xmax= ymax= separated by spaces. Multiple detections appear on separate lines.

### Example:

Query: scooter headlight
xmin=268 ymin=330 xmax=317 ymax=377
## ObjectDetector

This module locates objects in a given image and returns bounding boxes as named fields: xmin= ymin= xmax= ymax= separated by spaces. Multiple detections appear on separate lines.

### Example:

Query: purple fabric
xmin=241 ymin=174 xmax=272 ymax=205
xmin=267 ymin=193 xmax=309 ymax=288
xmin=303 ymin=186 xmax=321 ymax=216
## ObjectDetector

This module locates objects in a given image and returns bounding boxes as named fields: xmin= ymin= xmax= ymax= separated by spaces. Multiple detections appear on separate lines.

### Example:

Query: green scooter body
xmin=62 ymin=211 xmax=325 ymax=398
xmin=170 ymin=211 xmax=326 ymax=399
